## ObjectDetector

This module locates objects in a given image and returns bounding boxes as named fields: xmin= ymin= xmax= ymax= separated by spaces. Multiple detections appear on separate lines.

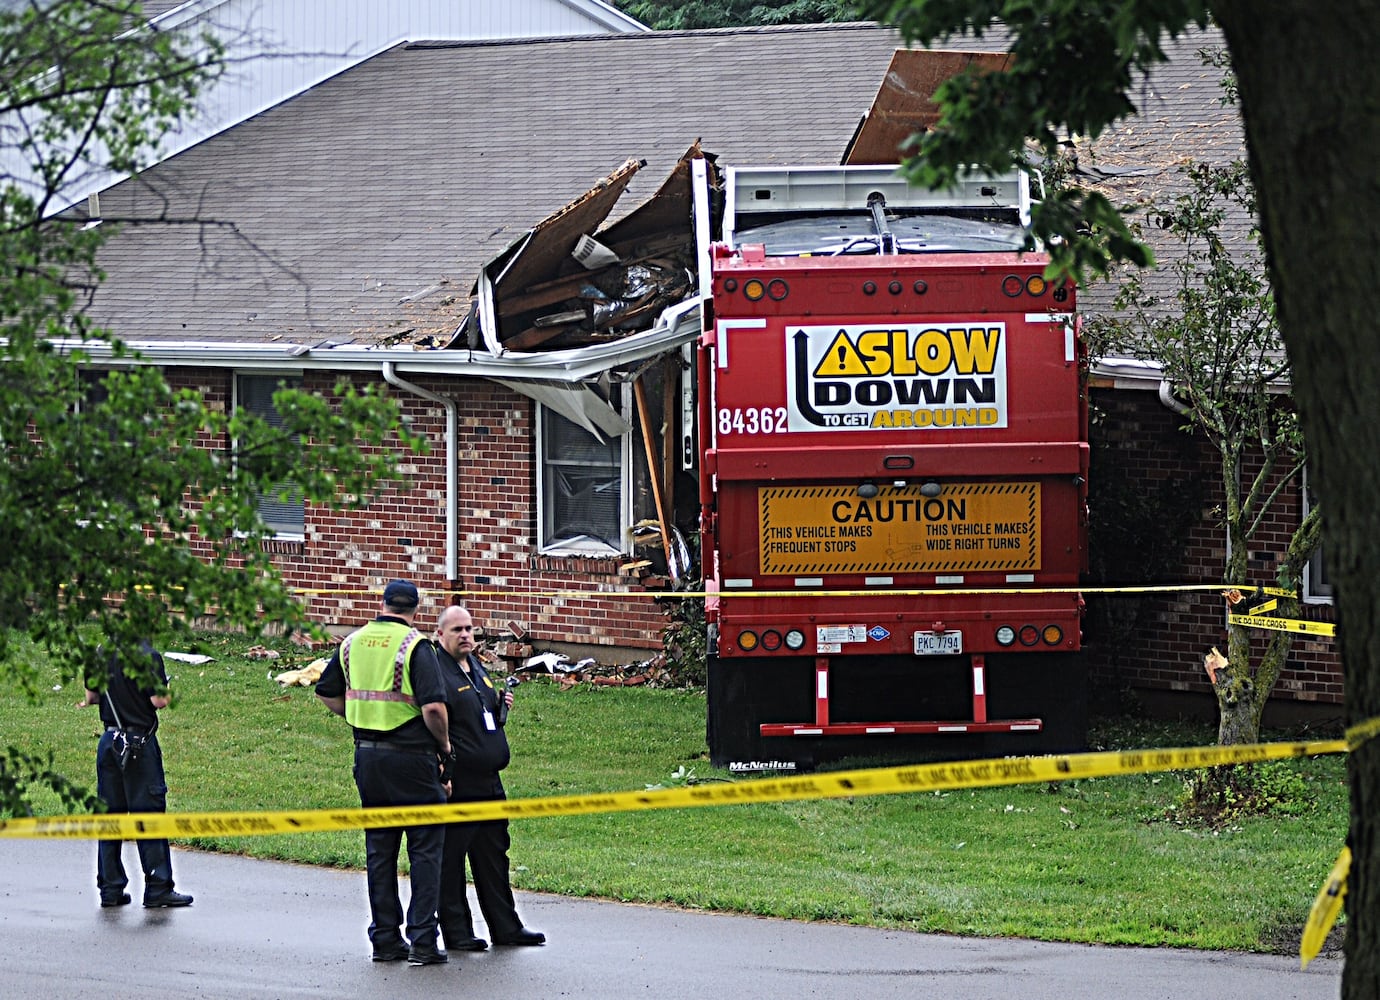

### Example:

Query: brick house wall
xmin=165 ymin=365 xmax=1342 ymax=713
xmin=167 ymin=367 xmax=670 ymax=658
xmin=1083 ymin=385 xmax=1341 ymax=723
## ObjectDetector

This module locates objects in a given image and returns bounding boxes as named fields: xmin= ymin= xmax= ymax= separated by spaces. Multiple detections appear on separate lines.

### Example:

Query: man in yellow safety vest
xmin=316 ymin=580 xmax=455 ymax=966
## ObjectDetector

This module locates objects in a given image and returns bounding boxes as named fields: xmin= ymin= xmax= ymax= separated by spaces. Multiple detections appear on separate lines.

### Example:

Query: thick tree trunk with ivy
xmin=1213 ymin=4 xmax=1380 ymax=994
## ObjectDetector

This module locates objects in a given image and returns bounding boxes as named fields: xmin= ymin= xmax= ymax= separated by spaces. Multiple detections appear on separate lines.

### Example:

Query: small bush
xmin=659 ymin=586 xmax=706 ymax=687
xmin=1166 ymin=761 xmax=1314 ymax=827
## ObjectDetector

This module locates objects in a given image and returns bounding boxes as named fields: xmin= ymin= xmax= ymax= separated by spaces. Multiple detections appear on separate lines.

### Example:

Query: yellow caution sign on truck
xmin=759 ymin=482 xmax=1040 ymax=576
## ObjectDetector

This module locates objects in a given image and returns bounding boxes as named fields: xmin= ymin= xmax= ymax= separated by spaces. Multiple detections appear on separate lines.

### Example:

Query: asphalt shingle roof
xmin=82 ymin=22 xmax=1243 ymax=350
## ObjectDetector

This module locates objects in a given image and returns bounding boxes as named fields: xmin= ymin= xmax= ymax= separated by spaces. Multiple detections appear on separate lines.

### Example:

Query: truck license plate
xmin=913 ymin=630 xmax=963 ymax=655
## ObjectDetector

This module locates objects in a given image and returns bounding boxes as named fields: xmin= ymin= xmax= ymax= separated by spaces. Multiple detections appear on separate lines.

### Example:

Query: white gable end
xmin=13 ymin=0 xmax=646 ymax=216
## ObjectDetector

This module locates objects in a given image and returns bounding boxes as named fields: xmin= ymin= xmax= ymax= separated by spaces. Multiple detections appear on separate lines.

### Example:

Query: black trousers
xmin=438 ymin=777 xmax=523 ymax=942
xmin=95 ymin=730 xmax=175 ymax=901
xmin=353 ymin=744 xmax=446 ymax=949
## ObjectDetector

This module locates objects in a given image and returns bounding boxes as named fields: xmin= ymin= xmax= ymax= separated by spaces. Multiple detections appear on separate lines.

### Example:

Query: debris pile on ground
xmin=503 ymin=649 xmax=678 ymax=688
xmin=273 ymin=658 xmax=327 ymax=687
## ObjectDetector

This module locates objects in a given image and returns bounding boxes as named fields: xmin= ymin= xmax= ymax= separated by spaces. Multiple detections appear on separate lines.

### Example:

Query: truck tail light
xmin=995 ymin=625 xmax=1016 ymax=646
xmin=737 ymin=630 xmax=760 ymax=651
xmin=1002 ymin=274 xmax=1050 ymax=298
xmin=784 ymin=629 xmax=806 ymax=650
xmin=1018 ymin=625 xmax=1040 ymax=646
xmin=761 ymin=630 xmax=783 ymax=651
xmin=744 ymin=279 xmax=766 ymax=301
xmin=1042 ymin=624 xmax=1064 ymax=646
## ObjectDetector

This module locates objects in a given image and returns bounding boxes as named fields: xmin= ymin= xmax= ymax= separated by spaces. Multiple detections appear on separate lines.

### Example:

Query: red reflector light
xmin=1018 ymin=625 xmax=1040 ymax=646
xmin=1002 ymin=275 xmax=1025 ymax=297
xmin=761 ymin=630 xmax=783 ymax=651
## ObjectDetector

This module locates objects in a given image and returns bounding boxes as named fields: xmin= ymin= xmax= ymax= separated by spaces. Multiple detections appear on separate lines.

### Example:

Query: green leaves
xmin=0 ymin=3 xmax=421 ymax=811
xmin=857 ymin=0 xmax=1211 ymax=278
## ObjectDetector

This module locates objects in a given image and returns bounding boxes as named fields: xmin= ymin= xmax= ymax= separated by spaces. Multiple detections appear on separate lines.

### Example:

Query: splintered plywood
xmin=843 ymin=50 xmax=1013 ymax=165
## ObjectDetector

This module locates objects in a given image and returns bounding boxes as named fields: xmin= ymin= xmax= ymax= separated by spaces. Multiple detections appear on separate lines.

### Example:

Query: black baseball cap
xmin=382 ymin=579 xmax=419 ymax=609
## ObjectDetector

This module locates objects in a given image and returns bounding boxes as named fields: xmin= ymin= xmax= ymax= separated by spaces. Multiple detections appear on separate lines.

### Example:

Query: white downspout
xmin=382 ymin=363 xmax=457 ymax=581
xmin=1158 ymin=379 xmax=1192 ymax=416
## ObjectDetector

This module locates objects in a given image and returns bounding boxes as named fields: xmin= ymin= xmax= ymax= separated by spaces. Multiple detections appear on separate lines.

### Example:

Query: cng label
xmin=759 ymin=483 xmax=1040 ymax=576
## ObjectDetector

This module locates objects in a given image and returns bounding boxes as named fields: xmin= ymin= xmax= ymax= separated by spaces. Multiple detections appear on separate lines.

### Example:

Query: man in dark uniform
xmin=433 ymin=603 xmax=545 ymax=950
xmin=78 ymin=639 xmax=193 ymax=909
xmin=316 ymin=580 xmax=455 ymax=966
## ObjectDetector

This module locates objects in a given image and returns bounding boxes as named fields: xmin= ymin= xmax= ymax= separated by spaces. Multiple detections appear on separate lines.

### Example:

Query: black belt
xmin=354 ymin=740 xmax=434 ymax=754
xmin=106 ymin=727 xmax=150 ymax=736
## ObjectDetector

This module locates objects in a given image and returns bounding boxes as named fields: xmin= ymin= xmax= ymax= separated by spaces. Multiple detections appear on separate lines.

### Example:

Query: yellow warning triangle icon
xmin=813 ymin=330 xmax=870 ymax=377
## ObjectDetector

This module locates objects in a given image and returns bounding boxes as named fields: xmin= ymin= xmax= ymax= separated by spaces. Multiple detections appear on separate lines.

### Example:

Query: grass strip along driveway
xmin=1 ymin=631 xmax=1348 ymax=953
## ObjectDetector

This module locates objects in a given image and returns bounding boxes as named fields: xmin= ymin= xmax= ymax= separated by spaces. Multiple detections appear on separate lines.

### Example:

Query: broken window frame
xmin=536 ymin=384 xmax=632 ymax=557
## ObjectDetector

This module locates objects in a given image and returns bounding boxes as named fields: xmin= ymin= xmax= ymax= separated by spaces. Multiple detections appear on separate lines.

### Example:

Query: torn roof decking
xmin=481 ymin=144 xmax=712 ymax=354
xmin=843 ymin=49 xmax=1014 ymax=165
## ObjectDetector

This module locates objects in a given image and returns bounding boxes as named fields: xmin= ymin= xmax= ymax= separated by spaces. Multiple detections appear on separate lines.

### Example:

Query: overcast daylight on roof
xmin=62 ymin=20 xmax=1241 ymax=380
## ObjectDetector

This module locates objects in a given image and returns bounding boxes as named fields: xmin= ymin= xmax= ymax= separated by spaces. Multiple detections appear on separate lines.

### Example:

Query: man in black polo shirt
xmin=433 ymin=603 xmax=545 ymax=950
xmin=316 ymin=580 xmax=454 ymax=966
xmin=78 ymin=640 xmax=193 ymax=909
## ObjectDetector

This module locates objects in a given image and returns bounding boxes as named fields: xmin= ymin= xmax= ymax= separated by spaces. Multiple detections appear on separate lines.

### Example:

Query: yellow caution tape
xmin=1346 ymin=715 xmax=1380 ymax=751
xmin=291 ymin=583 xmax=1303 ymax=600
xmin=1227 ymin=613 xmax=1336 ymax=638
xmin=1301 ymin=846 xmax=1349 ymax=968
xmin=0 ymin=737 xmax=1347 ymax=842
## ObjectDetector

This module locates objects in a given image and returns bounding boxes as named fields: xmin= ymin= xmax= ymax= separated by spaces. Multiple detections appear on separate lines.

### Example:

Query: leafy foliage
xmin=854 ymin=0 xmax=1212 ymax=281
xmin=1085 ymin=137 xmax=1318 ymax=747
xmin=0 ymin=2 xmax=422 ymax=811
xmin=0 ymin=745 xmax=103 ymax=817
xmin=1169 ymin=762 xmax=1316 ymax=827
xmin=659 ymin=585 xmax=707 ymax=686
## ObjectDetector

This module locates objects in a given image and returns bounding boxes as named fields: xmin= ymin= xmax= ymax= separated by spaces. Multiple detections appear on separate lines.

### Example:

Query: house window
xmin=77 ymin=368 xmax=109 ymax=409
xmin=1303 ymin=467 xmax=1331 ymax=603
xmin=235 ymin=373 xmax=304 ymax=537
xmin=536 ymin=393 xmax=631 ymax=555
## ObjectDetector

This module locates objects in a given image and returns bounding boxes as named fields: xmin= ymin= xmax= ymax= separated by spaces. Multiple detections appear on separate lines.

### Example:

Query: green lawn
xmin=1 ymin=630 xmax=1348 ymax=953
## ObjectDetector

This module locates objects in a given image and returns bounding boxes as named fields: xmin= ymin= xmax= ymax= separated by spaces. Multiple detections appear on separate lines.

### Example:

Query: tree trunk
xmin=1213 ymin=4 xmax=1380 ymax=994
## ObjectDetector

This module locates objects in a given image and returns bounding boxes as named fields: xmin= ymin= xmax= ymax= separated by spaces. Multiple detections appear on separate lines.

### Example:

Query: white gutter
xmin=381 ymin=363 xmax=457 ymax=582
xmin=48 ymin=298 xmax=702 ymax=380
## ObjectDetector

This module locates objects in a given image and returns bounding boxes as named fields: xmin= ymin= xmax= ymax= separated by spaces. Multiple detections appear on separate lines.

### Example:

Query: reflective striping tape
xmin=345 ymin=690 xmax=414 ymax=703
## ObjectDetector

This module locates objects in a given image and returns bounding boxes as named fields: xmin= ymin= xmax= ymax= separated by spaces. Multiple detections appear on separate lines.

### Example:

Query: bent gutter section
xmin=382 ymin=363 xmax=457 ymax=582
xmin=1158 ymin=379 xmax=1192 ymax=416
